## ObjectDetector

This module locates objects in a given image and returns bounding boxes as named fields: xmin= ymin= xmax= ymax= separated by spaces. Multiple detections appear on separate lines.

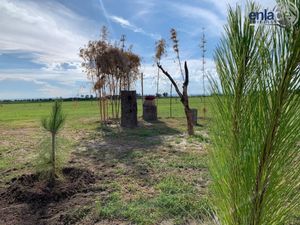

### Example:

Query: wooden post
xmin=191 ymin=108 xmax=198 ymax=125
xmin=121 ymin=91 xmax=138 ymax=128
xmin=141 ymin=73 xmax=144 ymax=103
xmin=143 ymin=97 xmax=157 ymax=121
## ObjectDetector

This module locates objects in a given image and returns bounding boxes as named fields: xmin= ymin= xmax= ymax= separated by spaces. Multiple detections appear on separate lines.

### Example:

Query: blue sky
xmin=0 ymin=0 xmax=275 ymax=99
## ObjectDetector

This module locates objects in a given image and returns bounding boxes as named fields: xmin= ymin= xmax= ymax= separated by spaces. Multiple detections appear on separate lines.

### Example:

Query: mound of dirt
xmin=2 ymin=167 xmax=96 ymax=205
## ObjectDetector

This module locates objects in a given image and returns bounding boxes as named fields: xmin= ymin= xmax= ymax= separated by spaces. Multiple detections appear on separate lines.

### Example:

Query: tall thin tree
xmin=157 ymin=29 xmax=194 ymax=135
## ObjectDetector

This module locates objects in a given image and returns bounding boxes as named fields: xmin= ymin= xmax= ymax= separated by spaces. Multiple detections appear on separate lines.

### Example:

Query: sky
xmin=0 ymin=0 xmax=276 ymax=100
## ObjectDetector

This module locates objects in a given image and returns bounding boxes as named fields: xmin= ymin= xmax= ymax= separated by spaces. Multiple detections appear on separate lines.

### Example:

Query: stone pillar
xmin=143 ymin=97 xmax=157 ymax=121
xmin=121 ymin=91 xmax=138 ymax=128
xmin=191 ymin=108 xmax=198 ymax=125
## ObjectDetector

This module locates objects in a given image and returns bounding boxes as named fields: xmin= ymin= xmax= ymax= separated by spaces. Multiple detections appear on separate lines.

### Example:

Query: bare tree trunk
xmin=141 ymin=73 xmax=144 ymax=103
xmin=170 ymin=84 xmax=172 ymax=117
xmin=182 ymin=100 xmax=194 ymax=135
xmin=156 ymin=67 xmax=159 ymax=109
xmin=181 ymin=66 xmax=194 ymax=135
xmin=157 ymin=61 xmax=194 ymax=135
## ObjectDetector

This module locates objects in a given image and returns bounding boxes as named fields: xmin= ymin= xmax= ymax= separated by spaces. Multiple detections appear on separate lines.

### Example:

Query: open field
xmin=1 ymin=97 xmax=299 ymax=225
xmin=0 ymin=97 xmax=214 ymax=225
xmin=0 ymin=97 xmax=211 ymax=125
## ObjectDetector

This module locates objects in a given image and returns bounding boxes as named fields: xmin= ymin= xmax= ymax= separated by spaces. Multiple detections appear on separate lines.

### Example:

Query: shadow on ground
xmin=72 ymin=119 xmax=181 ymax=182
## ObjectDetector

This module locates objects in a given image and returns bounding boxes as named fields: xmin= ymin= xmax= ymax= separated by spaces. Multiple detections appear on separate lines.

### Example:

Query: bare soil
xmin=0 ymin=167 xmax=97 ymax=225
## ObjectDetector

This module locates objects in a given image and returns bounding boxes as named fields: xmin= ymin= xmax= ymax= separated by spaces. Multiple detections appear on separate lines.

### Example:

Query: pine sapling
xmin=41 ymin=101 xmax=66 ymax=184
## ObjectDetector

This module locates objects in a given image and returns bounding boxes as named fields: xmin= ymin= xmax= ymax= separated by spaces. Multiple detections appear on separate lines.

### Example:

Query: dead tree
xmin=157 ymin=61 xmax=194 ymax=135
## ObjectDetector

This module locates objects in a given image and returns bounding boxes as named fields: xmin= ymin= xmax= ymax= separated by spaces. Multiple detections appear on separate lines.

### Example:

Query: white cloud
xmin=110 ymin=16 xmax=132 ymax=27
xmin=108 ymin=15 xmax=160 ymax=39
xmin=0 ymin=0 xmax=92 ymax=65
xmin=0 ymin=0 xmax=95 ymax=98
xmin=0 ymin=68 xmax=92 ymax=99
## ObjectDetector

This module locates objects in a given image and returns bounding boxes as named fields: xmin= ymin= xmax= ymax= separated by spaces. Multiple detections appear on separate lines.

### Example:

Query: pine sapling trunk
xmin=51 ymin=132 xmax=56 ymax=183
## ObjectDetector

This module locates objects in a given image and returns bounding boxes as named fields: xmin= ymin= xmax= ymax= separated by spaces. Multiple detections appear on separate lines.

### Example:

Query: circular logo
xmin=274 ymin=2 xmax=299 ymax=27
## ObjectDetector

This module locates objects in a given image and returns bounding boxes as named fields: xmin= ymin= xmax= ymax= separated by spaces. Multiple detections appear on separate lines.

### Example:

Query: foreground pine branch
xmin=209 ymin=2 xmax=300 ymax=224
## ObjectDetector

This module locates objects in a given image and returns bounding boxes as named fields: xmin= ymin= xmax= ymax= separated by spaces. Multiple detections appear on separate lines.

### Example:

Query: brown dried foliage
xmin=79 ymin=26 xmax=141 ymax=120
xmin=155 ymin=39 xmax=166 ymax=62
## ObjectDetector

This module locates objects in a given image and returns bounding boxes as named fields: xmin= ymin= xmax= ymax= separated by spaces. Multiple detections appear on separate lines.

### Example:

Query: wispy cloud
xmin=110 ymin=16 xmax=135 ymax=29
xmin=170 ymin=3 xmax=226 ymax=36
xmin=109 ymin=15 xmax=160 ymax=39
xmin=0 ymin=67 xmax=91 ymax=99
xmin=98 ymin=0 xmax=115 ymax=36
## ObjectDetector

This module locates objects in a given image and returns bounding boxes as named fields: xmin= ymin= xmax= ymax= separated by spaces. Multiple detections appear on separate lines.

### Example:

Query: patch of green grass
xmin=114 ymin=166 xmax=127 ymax=175
xmin=188 ymin=134 xmax=209 ymax=143
xmin=142 ymin=154 xmax=166 ymax=170
xmin=95 ymin=175 xmax=211 ymax=225
xmin=0 ymin=156 xmax=11 ymax=170
xmin=168 ymin=152 xmax=207 ymax=169
xmin=96 ymin=191 xmax=123 ymax=219
xmin=120 ymin=150 xmax=144 ymax=162
xmin=0 ymin=147 xmax=21 ymax=172
xmin=96 ymin=192 xmax=161 ymax=224
xmin=155 ymin=176 xmax=211 ymax=222
xmin=123 ymin=199 xmax=162 ymax=224
xmin=0 ymin=147 xmax=10 ymax=170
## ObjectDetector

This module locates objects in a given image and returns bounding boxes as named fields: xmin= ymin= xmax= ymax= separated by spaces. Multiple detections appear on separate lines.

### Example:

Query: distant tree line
xmin=0 ymin=96 xmax=95 ymax=104
xmin=0 ymin=93 xmax=219 ymax=104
